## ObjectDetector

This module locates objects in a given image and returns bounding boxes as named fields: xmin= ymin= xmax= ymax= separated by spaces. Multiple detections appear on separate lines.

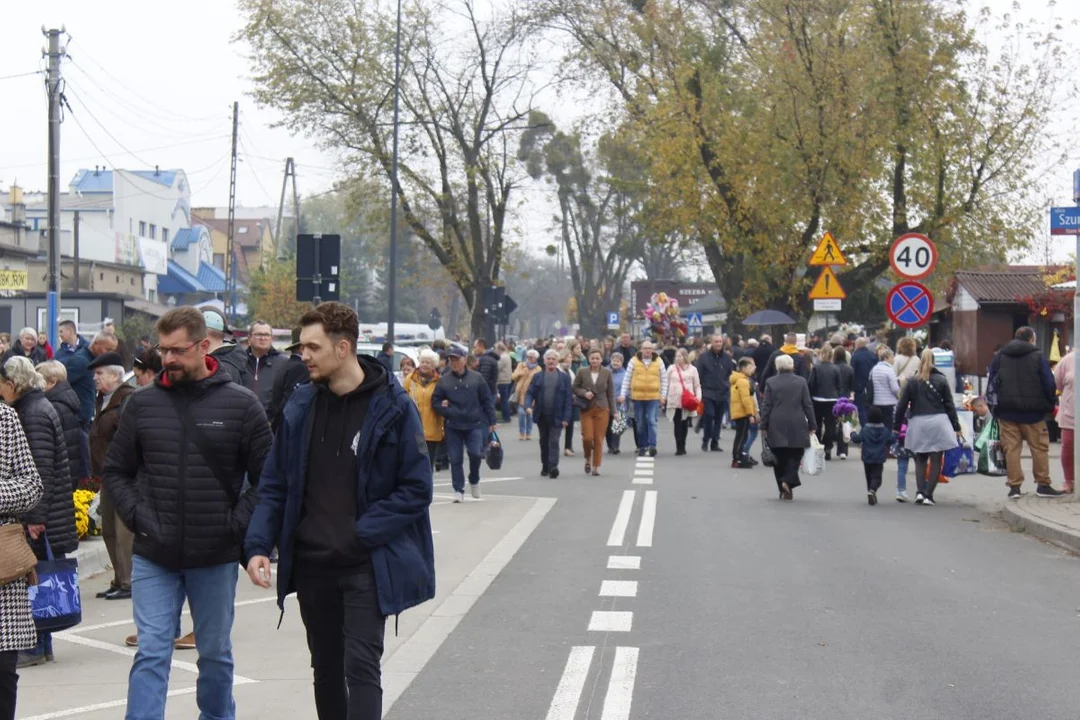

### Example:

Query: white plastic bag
xmin=88 ymin=491 xmax=102 ymax=531
xmin=842 ymin=421 xmax=853 ymax=443
xmin=801 ymin=435 xmax=825 ymax=476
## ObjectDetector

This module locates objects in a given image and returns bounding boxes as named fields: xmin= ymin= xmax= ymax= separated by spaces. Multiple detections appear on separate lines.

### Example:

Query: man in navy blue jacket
xmin=525 ymin=350 xmax=573 ymax=478
xmin=245 ymin=302 xmax=434 ymax=720
xmin=850 ymin=337 xmax=877 ymax=427
xmin=433 ymin=345 xmax=497 ymax=503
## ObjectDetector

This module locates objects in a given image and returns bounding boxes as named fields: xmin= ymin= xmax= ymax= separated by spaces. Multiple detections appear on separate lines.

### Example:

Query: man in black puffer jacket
xmin=104 ymin=307 xmax=271 ymax=719
xmin=988 ymin=325 xmax=1064 ymax=499
xmin=41 ymin=366 xmax=88 ymax=490
xmin=474 ymin=337 xmax=500 ymax=396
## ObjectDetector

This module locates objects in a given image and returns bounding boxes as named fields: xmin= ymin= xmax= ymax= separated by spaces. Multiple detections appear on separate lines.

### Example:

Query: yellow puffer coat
xmin=404 ymin=371 xmax=444 ymax=442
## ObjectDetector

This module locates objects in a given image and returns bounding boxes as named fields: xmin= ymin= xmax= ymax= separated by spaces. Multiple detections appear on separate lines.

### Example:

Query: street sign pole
xmin=1073 ymin=169 xmax=1079 ymax=502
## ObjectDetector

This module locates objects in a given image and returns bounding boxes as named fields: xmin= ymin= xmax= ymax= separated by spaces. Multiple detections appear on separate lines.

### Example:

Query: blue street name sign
xmin=1050 ymin=207 xmax=1080 ymax=236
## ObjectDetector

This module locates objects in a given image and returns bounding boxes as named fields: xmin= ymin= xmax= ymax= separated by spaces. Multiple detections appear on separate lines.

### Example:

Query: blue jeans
xmin=445 ymin=426 xmax=485 ymax=493
xmin=634 ymin=400 xmax=659 ymax=449
xmin=897 ymin=454 xmax=909 ymax=493
xmin=498 ymin=384 xmax=512 ymax=423
xmin=517 ymin=406 xmax=534 ymax=437
xmin=701 ymin=397 xmax=725 ymax=445
xmin=127 ymin=556 xmax=238 ymax=720
xmin=743 ymin=423 xmax=759 ymax=456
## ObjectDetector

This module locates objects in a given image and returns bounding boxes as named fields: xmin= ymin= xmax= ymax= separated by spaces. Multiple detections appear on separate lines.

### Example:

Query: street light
xmin=387 ymin=0 xmax=403 ymax=342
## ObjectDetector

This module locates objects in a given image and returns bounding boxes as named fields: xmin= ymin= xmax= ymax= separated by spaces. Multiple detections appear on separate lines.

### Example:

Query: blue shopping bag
xmin=27 ymin=533 xmax=82 ymax=633
xmin=943 ymin=444 xmax=975 ymax=477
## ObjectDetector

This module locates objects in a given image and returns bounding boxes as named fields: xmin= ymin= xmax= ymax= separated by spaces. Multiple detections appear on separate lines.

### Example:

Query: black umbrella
xmin=743 ymin=310 xmax=796 ymax=326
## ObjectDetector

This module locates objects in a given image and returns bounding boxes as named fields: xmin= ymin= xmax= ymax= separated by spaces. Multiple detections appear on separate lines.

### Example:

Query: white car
xmin=356 ymin=343 xmax=419 ymax=380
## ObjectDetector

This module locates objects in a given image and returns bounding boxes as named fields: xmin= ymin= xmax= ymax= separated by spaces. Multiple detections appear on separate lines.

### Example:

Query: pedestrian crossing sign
xmin=687 ymin=312 xmax=703 ymax=329
xmin=809 ymin=232 xmax=847 ymax=267
xmin=808 ymin=266 xmax=847 ymax=300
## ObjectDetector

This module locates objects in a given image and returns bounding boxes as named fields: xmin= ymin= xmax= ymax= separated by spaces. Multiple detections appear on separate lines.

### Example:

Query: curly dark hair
xmin=300 ymin=302 xmax=359 ymax=353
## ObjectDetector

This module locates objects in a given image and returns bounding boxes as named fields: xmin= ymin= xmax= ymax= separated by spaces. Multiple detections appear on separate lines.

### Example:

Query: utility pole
xmin=43 ymin=27 xmax=65 ymax=353
xmin=73 ymin=210 xmax=80 ymax=291
xmin=226 ymin=101 xmax=239 ymax=324
xmin=387 ymin=0 xmax=403 ymax=342
xmin=275 ymin=157 xmax=296 ymax=260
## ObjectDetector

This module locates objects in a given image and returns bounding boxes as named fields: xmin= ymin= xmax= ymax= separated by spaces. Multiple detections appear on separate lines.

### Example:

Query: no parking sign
xmin=886 ymin=281 xmax=933 ymax=329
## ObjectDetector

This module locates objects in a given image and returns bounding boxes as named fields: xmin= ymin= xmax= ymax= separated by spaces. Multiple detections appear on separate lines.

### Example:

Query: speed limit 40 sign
xmin=889 ymin=233 xmax=938 ymax=280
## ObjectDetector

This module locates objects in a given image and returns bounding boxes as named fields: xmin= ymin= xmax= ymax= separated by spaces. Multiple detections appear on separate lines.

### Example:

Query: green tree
xmin=246 ymin=262 xmax=313 ymax=328
xmin=238 ymin=0 xmax=546 ymax=338
xmin=543 ymin=0 xmax=1071 ymax=319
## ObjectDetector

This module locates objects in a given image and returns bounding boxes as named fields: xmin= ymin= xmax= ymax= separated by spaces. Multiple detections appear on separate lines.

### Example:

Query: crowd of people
xmin=0 ymin=304 xmax=1073 ymax=720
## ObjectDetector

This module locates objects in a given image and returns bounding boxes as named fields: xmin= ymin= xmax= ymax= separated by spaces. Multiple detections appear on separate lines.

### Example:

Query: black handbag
xmin=761 ymin=437 xmax=777 ymax=467
xmin=485 ymin=431 xmax=504 ymax=470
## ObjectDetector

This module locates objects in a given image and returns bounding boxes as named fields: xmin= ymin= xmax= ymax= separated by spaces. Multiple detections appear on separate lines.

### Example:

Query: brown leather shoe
xmin=174 ymin=632 xmax=196 ymax=650
xmin=125 ymin=634 xmax=138 ymax=647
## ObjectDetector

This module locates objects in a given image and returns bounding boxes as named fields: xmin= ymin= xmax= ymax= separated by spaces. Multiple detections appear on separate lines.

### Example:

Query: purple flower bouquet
xmin=833 ymin=397 xmax=859 ymax=428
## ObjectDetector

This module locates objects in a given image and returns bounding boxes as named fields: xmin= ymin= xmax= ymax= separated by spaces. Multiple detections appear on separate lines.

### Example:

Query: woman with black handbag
xmin=0 ymin=357 xmax=76 ymax=668
xmin=0 ymin=402 xmax=43 ymax=720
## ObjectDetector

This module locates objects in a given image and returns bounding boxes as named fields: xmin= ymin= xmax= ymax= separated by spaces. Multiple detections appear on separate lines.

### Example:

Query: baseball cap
xmin=445 ymin=345 xmax=467 ymax=359
xmin=202 ymin=309 xmax=231 ymax=336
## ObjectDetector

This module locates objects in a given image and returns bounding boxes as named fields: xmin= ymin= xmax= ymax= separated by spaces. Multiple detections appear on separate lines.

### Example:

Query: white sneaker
xmin=453 ymin=491 xmax=465 ymax=504
xmin=837 ymin=453 xmax=847 ymax=460
xmin=915 ymin=493 xmax=925 ymax=505
xmin=922 ymin=496 xmax=936 ymax=506
xmin=896 ymin=491 xmax=909 ymax=503
xmin=470 ymin=484 xmax=482 ymax=500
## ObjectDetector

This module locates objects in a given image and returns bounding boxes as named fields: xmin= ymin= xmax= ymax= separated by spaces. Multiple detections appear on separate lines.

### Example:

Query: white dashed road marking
xmin=599 ymin=580 xmax=639 ymax=597
xmin=544 ymin=646 xmax=596 ymax=720
xmin=607 ymin=490 xmax=636 ymax=546
xmin=589 ymin=611 xmax=634 ymax=632
xmin=600 ymin=646 xmax=640 ymax=720
xmin=636 ymin=490 xmax=657 ymax=547
xmin=607 ymin=555 xmax=641 ymax=570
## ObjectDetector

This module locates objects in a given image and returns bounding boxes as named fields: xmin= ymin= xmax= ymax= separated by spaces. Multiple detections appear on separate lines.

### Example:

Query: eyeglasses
xmin=251 ymin=333 xmax=272 ymax=339
xmin=154 ymin=341 xmax=200 ymax=358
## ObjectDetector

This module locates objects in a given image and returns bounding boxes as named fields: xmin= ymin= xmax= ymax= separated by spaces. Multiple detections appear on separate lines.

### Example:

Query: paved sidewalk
xmin=1003 ymin=494 xmax=1080 ymax=553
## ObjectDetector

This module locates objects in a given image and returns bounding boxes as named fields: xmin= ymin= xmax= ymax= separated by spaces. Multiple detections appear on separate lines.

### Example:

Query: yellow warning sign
xmin=809 ymin=232 xmax=847 ymax=267
xmin=808 ymin=266 xmax=846 ymax=300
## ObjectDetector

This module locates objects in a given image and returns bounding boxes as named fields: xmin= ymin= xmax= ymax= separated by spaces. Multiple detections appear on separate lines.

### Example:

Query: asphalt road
xmin=18 ymin=414 xmax=1080 ymax=719
xmin=389 ymin=416 xmax=1080 ymax=720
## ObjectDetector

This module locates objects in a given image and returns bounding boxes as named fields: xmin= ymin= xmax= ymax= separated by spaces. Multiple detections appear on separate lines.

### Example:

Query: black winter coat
xmin=103 ymin=357 xmax=272 ymax=570
xmin=267 ymin=353 xmax=310 ymax=434
xmin=835 ymin=361 xmax=854 ymax=398
xmin=211 ymin=344 xmax=252 ymax=388
xmin=478 ymin=350 xmax=500 ymax=395
xmin=245 ymin=347 xmax=285 ymax=409
xmin=893 ymin=369 xmax=961 ymax=433
xmin=695 ymin=349 xmax=733 ymax=401
xmin=14 ymin=388 xmax=77 ymax=554
xmin=46 ymin=381 xmax=86 ymax=490
xmin=2 ymin=344 xmax=48 ymax=367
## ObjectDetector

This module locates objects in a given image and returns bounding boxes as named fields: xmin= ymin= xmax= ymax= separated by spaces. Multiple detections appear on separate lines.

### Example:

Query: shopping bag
xmin=978 ymin=440 xmax=1007 ymax=476
xmin=761 ymin=437 xmax=777 ymax=468
xmin=974 ymin=417 xmax=997 ymax=453
xmin=485 ymin=431 xmax=504 ymax=471
xmin=611 ymin=411 xmax=628 ymax=437
xmin=943 ymin=444 xmax=975 ymax=477
xmin=800 ymin=436 xmax=825 ymax=476
xmin=842 ymin=421 xmax=853 ymax=443
xmin=28 ymin=534 xmax=81 ymax=633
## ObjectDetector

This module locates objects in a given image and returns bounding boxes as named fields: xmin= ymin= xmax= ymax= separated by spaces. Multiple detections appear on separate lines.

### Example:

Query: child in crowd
xmin=850 ymin=406 xmax=897 ymax=506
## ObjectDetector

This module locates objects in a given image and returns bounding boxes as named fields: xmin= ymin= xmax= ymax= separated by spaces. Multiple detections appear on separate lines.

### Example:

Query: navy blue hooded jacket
xmin=56 ymin=339 xmax=95 ymax=425
xmin=244 ymin=357 xmax=436 ymax=618
xmin=850 ymin=423 xmax=896 ymax=464
xmin=850 ymin=346 xmax=876 ymax=397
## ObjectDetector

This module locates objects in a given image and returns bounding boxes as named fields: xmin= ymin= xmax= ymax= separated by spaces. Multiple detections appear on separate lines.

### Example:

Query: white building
xmin=15 ymin=167 xmax=185 ymax=302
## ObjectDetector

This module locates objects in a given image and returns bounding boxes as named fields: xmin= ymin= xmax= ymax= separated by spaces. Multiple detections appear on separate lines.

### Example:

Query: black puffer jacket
xmin=893 ymin=369 xmax=961 ymax=432
xmin=477 ymin=350 xmax=500 ymax=395
xmin=211 ymin=344 xmax=253 ymax=389
xmin=14 ymin=388 xmax=77 ymax=554
xmin=46 ymin=381 xmax=86 ymax=490
xmin=104 ymin=357 xmax=272 ymax=570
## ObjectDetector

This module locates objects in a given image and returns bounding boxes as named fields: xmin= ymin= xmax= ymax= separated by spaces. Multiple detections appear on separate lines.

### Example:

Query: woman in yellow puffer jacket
xmin=404 ymin=349 xmax=445 ymax=471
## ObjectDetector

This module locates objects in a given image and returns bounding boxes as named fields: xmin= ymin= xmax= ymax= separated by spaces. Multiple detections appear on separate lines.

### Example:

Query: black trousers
xmin=864 ymin=463 xmax=884 ymax=492
xmin=812 ymin=400 xmax=838 ymax=454
xmin=771 ymin=447 xmax=805 ymax=492
xmin=915 ymin=451 xmax=945 ymax=498
xmin=0 ymin=650 xmax=17 ymax=720
xmin=564 ymin=417 xmax=575 ymax=451
xmin=296 ymin=569 xmax=386 ymax=720
xmin=731 ymin=417 xmax=750 ymax=460
xmin=537 ymin=416 xmax=561 ymax=472
xmin=673 ymin=410 xmax=691 ymax=453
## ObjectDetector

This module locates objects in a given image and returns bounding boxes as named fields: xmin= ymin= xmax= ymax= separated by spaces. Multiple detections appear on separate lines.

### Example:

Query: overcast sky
xmin=0 ymin=0 xmax=1076 ymax=262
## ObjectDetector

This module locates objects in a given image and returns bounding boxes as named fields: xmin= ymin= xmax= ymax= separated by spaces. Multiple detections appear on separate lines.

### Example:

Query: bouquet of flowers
xmin=73 ymin=489 xmax=102 ymax=539
xmin=833 ymin=397 xmax=858 ymax=443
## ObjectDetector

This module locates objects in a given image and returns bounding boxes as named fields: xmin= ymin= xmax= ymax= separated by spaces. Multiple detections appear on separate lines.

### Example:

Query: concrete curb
xmin=73 ymin=537 xmax=112 ymax=580
xmin=1001 ymin=499 xmax=1080 ymax=554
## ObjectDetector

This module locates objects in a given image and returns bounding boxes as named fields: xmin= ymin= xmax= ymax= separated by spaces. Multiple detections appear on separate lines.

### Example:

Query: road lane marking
xmin=631 ymin=476 xmax=654 ymax=485
xmin=545 ymin=646 xmax=595 ymax=720
xmin=600 ymin=647 xmax=640 ymax=720
xmin=607 ymin=490 xmax=636 ymax=546
xmin=607 ymin=556 xmax=641 ymax=570
xmin=633 ymin=469 xmax=654 ymax=475
xmin=599 ymin=580 xmax=638 ymax=597
xmin=636 ymin=491 xmax=657 ymax=547
xmin=52 ymin=632 xmax=258 ymax=684
xmin=21 ymin=686 xmax=200 ymax=720
xmin=588 ymin=611 xmax=633 ymax=632
xmin=71 ymin=595 xmax=287 ymax=634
